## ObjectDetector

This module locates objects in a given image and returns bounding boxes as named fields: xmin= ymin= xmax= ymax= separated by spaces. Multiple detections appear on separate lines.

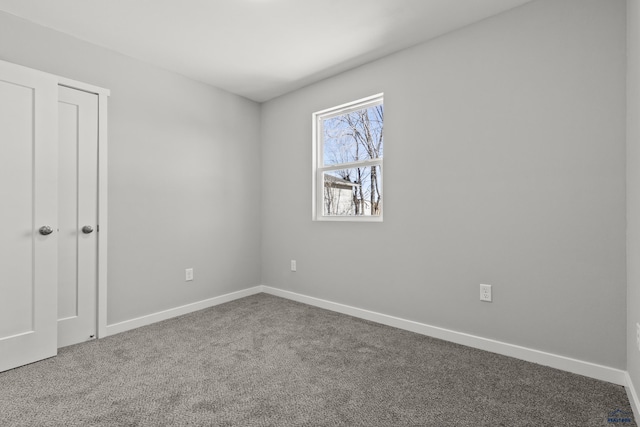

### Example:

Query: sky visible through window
xmin=322 ymin=103 xmax=383 ymax=216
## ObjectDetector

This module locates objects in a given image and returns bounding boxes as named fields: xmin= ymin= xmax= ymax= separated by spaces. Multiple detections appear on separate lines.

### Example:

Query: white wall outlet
xmin=185 ymin=268 xmax=194 ymax=281
xmin=291 ymin=260 xmax=297 ymax=272
xmin=636 ymin=323 xmax=640 ymax=352
xmin=480 ymin=284 xmax=492 ymax=302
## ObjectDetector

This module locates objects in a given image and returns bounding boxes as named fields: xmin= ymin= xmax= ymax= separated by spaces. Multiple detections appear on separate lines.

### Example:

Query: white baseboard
xmin=626 ymin=372 xmax=640 ymax=421
xmin=105 ymin=286 xmax=263 ymax=336
xmin=262 ymin=286 xmax=627 ymax=386
xmin=103 ymin=284 xmax=628 ymax=388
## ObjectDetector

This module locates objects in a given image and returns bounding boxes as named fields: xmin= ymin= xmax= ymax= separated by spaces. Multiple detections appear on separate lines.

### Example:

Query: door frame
xmin=58 ymin=76 xmax=110 ymax=339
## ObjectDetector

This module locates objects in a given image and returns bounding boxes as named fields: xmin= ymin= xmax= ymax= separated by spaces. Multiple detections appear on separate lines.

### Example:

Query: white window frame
xmin=312 ymin=93 xmax=384 ymax=222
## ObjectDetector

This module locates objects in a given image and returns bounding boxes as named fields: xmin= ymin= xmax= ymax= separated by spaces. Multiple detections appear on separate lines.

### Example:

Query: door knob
xmin=39 ymin=226 xmax=53 ymax=235
xmin=82 ymin=225 xmax=94 ymax=234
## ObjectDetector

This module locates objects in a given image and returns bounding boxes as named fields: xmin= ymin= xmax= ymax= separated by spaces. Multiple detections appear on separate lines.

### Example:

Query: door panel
xmin=0 ymin=60 xmax=58 ymax=372
xmin=58 ymin=100 xmax=79 ymax=321
xmin=57 ymin=86 xmax=98 ymax=348
xmin=0 ymin=81 xmax=35 ymax=338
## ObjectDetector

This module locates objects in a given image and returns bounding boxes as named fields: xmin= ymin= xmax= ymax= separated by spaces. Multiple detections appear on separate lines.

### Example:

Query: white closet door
xmin=0 ymin=60 xmax=59 ymax=372
xmin=57 ymin=86 xmax=98 ymax=348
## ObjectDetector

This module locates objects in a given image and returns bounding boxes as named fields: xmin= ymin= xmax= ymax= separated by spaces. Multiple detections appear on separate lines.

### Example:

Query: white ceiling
xmin=0 ymin=0 xmax=534 ymax=102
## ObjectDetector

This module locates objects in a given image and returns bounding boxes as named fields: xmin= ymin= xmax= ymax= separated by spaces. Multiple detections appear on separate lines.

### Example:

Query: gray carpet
xmin=0 ymin=293 xmax=635 ymax=426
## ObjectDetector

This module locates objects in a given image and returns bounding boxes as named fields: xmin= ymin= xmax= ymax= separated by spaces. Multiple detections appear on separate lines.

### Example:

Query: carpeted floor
xmin=0 ymin=293 xmax=635 ymax=426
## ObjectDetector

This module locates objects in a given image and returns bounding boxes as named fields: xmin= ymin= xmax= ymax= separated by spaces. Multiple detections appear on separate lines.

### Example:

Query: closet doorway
xmin=0 ymin=60 xmax=109 ymax=372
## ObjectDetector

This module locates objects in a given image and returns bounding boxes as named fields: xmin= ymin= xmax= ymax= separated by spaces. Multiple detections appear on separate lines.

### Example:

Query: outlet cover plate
xmin=480 ymin=284 xmax=492 ymax=302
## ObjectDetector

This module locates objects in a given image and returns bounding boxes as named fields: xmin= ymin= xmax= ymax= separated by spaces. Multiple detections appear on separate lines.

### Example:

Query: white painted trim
xmin=262 ymin=286 xmax=627 ymax=386
xmin=96 ymin=92 xmax=108 ymax=339
xmin=58 ymin=76 xmax=110 ymax=96
xmin=105 ymin=286 xmax=264 ymax=336
xmin=626 ymin=372 xmax=640 ymax=421
xmin=314 ymin=92 xmax=384 ymax=118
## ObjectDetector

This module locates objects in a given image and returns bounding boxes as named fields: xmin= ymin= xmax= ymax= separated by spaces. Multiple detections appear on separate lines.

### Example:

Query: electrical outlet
xmin=185 ymin=268 xmax=193 ymax=281
xmin=480 ymin=284 xmax=492 ymax=302
xmin=291 ymin=260 xmax=297 ymax=272
xmin=636 ymin=323 xmax=640 ymax=352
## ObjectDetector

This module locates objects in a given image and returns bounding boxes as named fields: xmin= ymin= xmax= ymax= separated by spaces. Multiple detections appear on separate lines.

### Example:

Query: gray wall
xmin=628 ymin=0 xmax=640 ymax=395
xmin=261 ymin=0 xmax=627 ymax=369
xmin=0 ymin=0 xmax=630 ymax=373
xmin=0 ymin=12 xmax=262 ymax=325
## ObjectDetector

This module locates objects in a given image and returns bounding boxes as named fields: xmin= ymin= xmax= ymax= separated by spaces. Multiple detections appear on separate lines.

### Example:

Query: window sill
xmin=313 ymin=215 xmax=383 ymax=222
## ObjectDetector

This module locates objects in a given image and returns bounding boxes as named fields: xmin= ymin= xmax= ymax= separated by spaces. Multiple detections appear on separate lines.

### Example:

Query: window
xmin=312 ymin=93 xmax=384 ymax=221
